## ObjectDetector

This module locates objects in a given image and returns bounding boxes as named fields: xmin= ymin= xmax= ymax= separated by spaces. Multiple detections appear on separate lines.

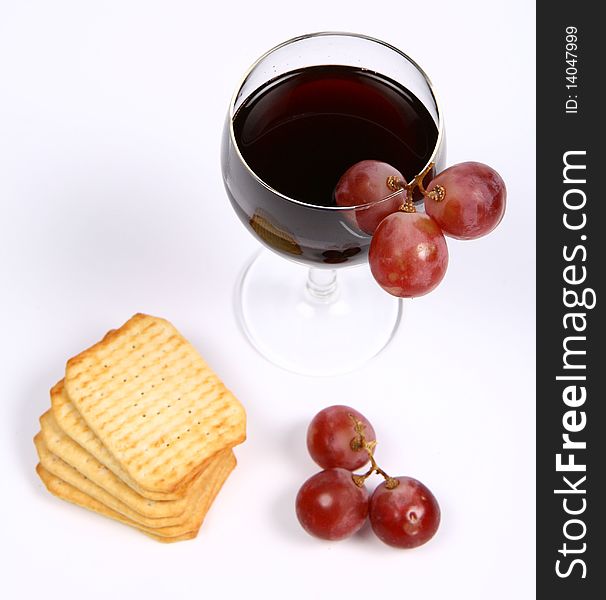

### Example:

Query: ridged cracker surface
xmin=64 ymin=314 xmax=246 ymax=493
xmin=39 ymin=413 xmax=194 ymax=519
xmin=50 ymin=381 xmax=183 ymax=501
xmin=40 ymin=410 xmax=191 ymax=517
xmin=36 ymin=450 xmax=236 ymax=542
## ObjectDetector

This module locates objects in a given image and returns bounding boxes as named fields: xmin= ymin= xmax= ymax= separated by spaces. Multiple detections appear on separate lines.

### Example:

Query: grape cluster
xmin=296 ymin=405 xmax=440 ymax=548
xmin=335 ymin=160 xmax=506 ymax=297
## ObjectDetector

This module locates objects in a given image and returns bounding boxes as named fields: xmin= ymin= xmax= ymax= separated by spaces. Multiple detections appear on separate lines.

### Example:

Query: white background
xmin=0 ymin=1 xmax=535 ymax=598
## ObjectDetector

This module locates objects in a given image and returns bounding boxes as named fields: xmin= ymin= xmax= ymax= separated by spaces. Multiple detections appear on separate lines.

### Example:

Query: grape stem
xmin=349 ymin=415 xmax=399 ymax=490
xmin=386 ymin=162 xmax=445 ymax=213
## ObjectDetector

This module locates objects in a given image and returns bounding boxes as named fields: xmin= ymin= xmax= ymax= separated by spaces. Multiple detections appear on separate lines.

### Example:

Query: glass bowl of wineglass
xmin=221 ymin=32 xmax=444 ymax=376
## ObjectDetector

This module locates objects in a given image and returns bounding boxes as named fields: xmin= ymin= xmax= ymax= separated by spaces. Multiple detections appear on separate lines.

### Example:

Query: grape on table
xmin=370 ymin=476 xmax=441 ymax=549
xmin=295 ymin=468 xmax=369 ymax=541
xmin=307 ymin=405 xmax=376 ymax=471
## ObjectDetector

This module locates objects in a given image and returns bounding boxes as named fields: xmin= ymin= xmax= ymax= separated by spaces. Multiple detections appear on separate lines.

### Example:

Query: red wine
xmin=223 ymin=65 xmax=441 ymax=265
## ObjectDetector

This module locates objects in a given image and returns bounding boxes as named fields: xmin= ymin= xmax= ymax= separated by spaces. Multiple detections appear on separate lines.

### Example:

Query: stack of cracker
xmin=34 ymin=313 xmax=246 ymax=542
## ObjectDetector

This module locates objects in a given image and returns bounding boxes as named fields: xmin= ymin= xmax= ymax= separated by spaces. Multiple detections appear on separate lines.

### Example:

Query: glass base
xmin=236 ymin=251 xmax=403 ymax=376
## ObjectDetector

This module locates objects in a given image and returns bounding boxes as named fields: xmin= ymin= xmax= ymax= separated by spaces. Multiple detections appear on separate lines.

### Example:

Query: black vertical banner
xmin=537 ymin=1 xmax=604 ymax=597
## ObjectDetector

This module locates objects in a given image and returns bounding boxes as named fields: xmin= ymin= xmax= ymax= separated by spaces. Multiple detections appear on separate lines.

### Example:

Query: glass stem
xmin=306 ymin=268 xmax=339 ymax=303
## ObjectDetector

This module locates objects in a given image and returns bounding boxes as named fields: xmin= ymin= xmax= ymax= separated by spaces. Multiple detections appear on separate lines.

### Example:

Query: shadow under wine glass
xmin=222 ymin=32 xmax=445 ymax=376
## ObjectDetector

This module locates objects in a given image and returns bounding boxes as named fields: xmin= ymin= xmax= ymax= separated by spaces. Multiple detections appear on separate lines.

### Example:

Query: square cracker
xmin=36 ymin=449 xmax=236 ymax=542
xmin=40 ymin=410 xmax=191 ymax=519
xmin=63 ymin=313 xmax=246 ymax=494
xmin=35 ymin=434 xmax=232 ymax=529
xmin=51 ymin=381 xmax=185 ymax=501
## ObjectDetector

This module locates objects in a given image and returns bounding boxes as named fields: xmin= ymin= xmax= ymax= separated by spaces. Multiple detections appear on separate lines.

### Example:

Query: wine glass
xmin=221 ymin=32 xmax=444 ymax=376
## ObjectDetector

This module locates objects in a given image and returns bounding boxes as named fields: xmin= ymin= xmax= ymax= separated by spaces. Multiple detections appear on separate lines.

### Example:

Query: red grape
xmin=370 ymin=476 xmax=440 ymax=549
xmin=295 ymin=468 xmax=369 ymax=540
xmin=424 ymin=161 xmax=506 ymax=240
xmin=369 ymin=211 xmax=448 ymax=297
xmin=307 ymin=405 xmax=376 ymax=470
xmin=335 ymin=160 xmax=405 ymax=234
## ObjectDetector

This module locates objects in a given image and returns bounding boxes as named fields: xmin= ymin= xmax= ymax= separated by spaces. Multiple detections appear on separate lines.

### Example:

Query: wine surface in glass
xmin=228 ymin=65 xmax=439 ymax=265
